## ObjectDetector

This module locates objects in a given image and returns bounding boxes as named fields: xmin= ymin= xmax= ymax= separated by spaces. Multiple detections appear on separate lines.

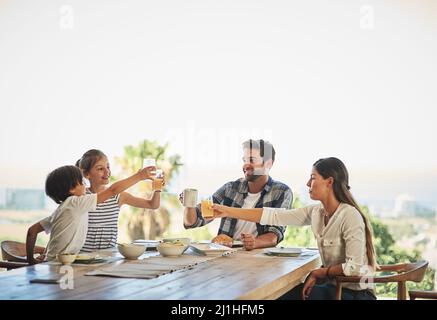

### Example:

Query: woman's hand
xmin=302 ymin=272 xmax=318 ymax=300
xmin=302 ymin=268 xmax=327 ymax=300
xmin=211 ymin=204 xmax=230 ymax=218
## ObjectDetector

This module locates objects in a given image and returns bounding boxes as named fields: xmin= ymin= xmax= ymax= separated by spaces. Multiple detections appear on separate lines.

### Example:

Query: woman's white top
xmin=261 ymin=203 xmax=374 ymax=291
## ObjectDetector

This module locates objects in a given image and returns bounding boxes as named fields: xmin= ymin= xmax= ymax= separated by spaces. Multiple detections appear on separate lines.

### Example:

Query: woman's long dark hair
xmin=313 ymin=157 xmax=377 ymax=269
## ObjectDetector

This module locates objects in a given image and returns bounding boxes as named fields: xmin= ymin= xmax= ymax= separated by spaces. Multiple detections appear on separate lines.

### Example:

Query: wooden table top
xmin=0 ymin=248 xmax=320 ymax=300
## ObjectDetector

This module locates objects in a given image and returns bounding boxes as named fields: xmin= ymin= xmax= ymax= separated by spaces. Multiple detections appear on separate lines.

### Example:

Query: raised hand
xmin=139 ymin=166 xmax=156 ymax=180
xmin=211 ymin=204 xmax=230 ymax=218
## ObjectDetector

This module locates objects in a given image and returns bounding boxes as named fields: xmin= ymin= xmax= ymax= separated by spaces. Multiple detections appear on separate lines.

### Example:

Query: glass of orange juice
xmin=152 ymin=169 xmax=164 ymax=191
xmin=201 ymin=196 xmax=214 ymax=218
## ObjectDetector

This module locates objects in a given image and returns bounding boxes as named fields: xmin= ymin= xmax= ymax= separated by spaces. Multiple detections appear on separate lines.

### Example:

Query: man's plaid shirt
xmin=185 ymin=176 xmax=293 ymax=243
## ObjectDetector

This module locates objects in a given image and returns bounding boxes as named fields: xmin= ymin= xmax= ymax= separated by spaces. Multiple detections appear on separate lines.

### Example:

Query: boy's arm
xmin=97 ymin=167 xmax=155 ymax=204
xmin=26 ymin=222 xmax=45 ymax=265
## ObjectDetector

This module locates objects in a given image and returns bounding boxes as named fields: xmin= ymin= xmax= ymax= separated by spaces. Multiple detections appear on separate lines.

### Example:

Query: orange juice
xmin=201 ymin=200 xmax=214 ymax=218
xmin=152 ymin=178 xmax=163 ymax=191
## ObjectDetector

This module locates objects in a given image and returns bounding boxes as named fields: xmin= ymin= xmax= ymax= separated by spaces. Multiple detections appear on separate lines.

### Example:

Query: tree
xmin=113 ymin=140 xmax=182 ymax=240
xmin=367 ymin=210 xmax=435 ymax=297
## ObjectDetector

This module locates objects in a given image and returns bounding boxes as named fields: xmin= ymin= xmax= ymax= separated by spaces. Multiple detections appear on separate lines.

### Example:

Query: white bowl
xmin=162 ymin=237 xmax=191 ymax=253
xmin=157 ymin=242 xmax=187 ymax=257
xmin=57 ymin=253 xmax=77 ymax=265
xmin=117 ymin=244 xmax=146 ymax=260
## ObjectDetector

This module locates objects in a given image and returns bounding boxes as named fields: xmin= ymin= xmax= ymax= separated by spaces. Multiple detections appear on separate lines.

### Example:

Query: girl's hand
xmin=139 ymin=166 xmax=156 ymax=180
xmin=161 ymin=172 xmax=166 ymax=187
xmin=212 ymin=204 xmax=230 ymax=218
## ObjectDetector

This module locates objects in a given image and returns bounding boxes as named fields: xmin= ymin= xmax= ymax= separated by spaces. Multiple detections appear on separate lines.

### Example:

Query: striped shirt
xmin=81 ymin=190 xmax=120 ymax=252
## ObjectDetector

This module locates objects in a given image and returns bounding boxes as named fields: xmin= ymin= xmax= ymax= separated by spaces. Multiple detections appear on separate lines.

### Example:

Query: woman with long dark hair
xmin=212 ymin=157 xmax=377 ymax=300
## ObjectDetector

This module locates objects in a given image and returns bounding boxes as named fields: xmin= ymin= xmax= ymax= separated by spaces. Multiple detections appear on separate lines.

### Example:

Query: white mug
xmin=182 ymin=189 xmax=198 ymax=208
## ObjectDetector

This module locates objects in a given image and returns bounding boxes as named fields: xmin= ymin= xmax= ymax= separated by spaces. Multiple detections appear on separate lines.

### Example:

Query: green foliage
xmin=113 ymin=140 xmax=182 ymax=189
xmin=368 ymin=211 xmax=435 ymax=296
xmin=113 ymin=140 xmax=183 ymax=239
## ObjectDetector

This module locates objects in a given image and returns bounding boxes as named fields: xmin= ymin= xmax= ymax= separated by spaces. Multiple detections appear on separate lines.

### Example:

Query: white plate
xmin=189 ymin=243 xmax=235 ymax=256
xmin=264 ymin=247 xmax=303 ymax=257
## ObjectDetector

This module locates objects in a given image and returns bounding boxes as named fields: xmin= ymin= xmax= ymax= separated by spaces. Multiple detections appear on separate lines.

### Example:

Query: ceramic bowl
xmin=117 ymin=244 xmax=146 ymax=260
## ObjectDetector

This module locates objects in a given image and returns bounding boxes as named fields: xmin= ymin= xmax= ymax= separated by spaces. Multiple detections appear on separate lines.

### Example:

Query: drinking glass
xmin=152 ymin=169 xmax=164 ymax=191
xmin=201 ymin=196 xmax=214 ymax=218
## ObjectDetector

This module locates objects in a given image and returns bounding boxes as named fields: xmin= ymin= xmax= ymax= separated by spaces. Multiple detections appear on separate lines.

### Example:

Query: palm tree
xmin=112 ymin=140 xmax=182 ymax=240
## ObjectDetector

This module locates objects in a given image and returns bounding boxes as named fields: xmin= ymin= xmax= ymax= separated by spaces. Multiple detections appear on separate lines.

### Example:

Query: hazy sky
xmin=1 ymin=0 xmax=436 ymax=208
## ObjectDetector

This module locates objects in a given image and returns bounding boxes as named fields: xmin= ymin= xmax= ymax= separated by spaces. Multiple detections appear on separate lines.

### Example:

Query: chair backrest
xmin=409 ymin=290 xmax=437 ymax=300
xmin=335 ymin=260 xmax=429 ymax=300
xmin=1 ymin=241 xmax=28 ymax=263
xmin=375 ymin=260 xmax=429 ymax=284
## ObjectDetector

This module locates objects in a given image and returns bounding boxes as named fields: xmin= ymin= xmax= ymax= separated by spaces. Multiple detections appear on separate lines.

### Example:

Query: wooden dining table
xmin=0 ymin=247 xmax=320 ymax=300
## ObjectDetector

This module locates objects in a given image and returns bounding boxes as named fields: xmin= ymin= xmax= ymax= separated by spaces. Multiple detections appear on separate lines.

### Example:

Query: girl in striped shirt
xmin=76 ymin=149 xmax=164 ymax=252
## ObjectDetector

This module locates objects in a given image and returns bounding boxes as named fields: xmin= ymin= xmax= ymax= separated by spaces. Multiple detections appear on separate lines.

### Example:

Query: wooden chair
xmin=0 ymin=241 xmax=45 ymax=271
xmin=334 ymin=260 xmax=429 ymax=300
xmin=409 ymin=290 xmax=437 ymax=300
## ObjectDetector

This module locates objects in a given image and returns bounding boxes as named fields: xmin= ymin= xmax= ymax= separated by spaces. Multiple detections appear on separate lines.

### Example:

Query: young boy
xmin=26 ymin=165 xmax=154 ymax=263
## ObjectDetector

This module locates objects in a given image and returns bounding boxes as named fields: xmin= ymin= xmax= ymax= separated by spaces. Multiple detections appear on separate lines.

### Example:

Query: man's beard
xmin=245 ymin=174 xmax=261 ymax=182
xmin=245 ymin=168 xmax=266 ymax=182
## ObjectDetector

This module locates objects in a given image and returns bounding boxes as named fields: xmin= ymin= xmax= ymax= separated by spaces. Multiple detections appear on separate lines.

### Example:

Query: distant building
xmin=393 ymin=194 xmax=435 ymax=218
xmin=0 ymin=188 xmax=46 ymax=210
xmin=0 ymin=188 xmax=6 ymax=207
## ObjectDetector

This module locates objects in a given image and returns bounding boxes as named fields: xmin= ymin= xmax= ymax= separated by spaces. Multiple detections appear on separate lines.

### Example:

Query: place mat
xmin=85 ymin=253 xmax=220 ymax=279
xmin=47 ymin=256 xmax=122 ymax=266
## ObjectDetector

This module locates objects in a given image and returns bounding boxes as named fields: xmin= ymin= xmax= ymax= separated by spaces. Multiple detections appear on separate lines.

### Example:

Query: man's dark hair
xmin=242 ymin=139 xmax=276 ymax=162
xmin=45 ymin=165 xmax=84 ymax=204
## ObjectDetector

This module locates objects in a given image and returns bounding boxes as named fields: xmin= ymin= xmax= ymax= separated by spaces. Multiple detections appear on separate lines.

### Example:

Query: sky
xmin=1 ymin=0 xmax=437 ymax=209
